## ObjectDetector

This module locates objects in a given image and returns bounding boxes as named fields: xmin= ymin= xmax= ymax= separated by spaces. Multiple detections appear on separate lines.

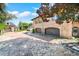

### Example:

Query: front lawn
xmin=0 ymin=23 xmax=6 ymax=30
xmin=0 ymin=23 xmax=6 ymax=35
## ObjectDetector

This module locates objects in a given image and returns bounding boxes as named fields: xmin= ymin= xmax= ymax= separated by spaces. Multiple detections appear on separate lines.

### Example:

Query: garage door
xmin=72 ymin=27 xmax=79 ymax=37
xmin=35 ymin=28 xmax=41 ymax=33
xmin=45 ymin=28 xmax=60 ymax=36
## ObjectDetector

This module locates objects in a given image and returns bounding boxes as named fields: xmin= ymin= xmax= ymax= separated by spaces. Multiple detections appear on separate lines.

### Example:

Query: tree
xmin=0 ymin=3 xmax=6 ymax=13
xmin=0 ymin=3 xmax=17 ymax=23
xmin=19 ymin=22 xmax=30 ymax=30
xmin=0 ymin=3 xmax=17 ymax=34
xmin=28 ymin=23 xmax=32 ymax=26
xmin=50 ymin=3 xmax=79 ymax=23
xmin=0 ymin=13 xmax=17 ymax=23
xmin=37 ymin=3 xmax=79 ymax=24
xmin=37 ymin=3 xmax=50 ymax=19
xmin=0 ymin=3 xmax=6 ymax=22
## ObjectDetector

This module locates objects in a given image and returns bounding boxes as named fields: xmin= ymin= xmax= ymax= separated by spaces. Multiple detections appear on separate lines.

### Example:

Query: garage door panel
xmin=72 ymin=27 xmax=79 ymax=37
xmin=35 ymin=28 xmax=41 ymax=33
xmin=45 ymin=28 xmax=60 ymax=36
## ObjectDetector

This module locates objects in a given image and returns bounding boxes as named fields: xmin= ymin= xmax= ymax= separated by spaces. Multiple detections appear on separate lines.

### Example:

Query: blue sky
xmin=6 ymin=3 xmax=41 ymax=26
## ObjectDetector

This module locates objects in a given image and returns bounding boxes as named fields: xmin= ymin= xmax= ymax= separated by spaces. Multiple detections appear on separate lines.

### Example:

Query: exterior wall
xmin=11 ymin=27 xmax=17 ymax=32
xmin=72 ymin=22 xmax=79 ymax=28
xmin=32 ymin=17 xmax=61 ymax=29
xmin=60 ymin=21 xmax=72 ymax=38
xmin=32 ymin=17 xmax=79 ymax=38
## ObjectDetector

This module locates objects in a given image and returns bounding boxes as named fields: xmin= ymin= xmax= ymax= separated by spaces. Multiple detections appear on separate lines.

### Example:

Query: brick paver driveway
xmin=0 ymin=31 xmax=78 ymax=56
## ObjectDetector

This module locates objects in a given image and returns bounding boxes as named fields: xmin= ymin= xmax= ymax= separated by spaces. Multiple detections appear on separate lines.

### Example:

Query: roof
xmin=31 ymin=16 xmax=39 ymax=21
xmin=7 ymin=22 xmax=17 ymax=28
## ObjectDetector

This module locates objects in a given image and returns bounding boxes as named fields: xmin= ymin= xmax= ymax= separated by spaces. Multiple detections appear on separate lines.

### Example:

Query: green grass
xmin=0 ymin=23 xmax=6 ymax=30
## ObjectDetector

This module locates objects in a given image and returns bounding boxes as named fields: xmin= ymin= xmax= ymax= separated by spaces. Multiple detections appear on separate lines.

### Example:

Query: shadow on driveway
xmin=24 ymin=32 xmax=68 ymax=41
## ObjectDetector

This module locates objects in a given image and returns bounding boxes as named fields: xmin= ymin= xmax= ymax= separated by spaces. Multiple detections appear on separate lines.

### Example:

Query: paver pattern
xmin=0 ymin=32 xmax=78 ymax=56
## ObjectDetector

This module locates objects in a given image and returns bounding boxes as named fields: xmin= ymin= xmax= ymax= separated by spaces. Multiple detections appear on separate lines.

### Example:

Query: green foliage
xmin=0 ymin=23 xmax=6 ymax=30
xmin=0 ymin=12 xmax=17 ymax=23
xmin=19 ymin=22 xmax=31 ymax=30
xmin=28 ymin=23 xmax=32 ymax=26
xmin=0 ymin=3 xmax=17 ymax=34
xmin=0 ymin=3 xmax=17 ymax=23
xmin=32 ymin=29 xmax=36 ymax=33
xmin=37 ymin=3 xmax=79 ymax=23
xmin=51 ymin=4 xmax=79 ymax=22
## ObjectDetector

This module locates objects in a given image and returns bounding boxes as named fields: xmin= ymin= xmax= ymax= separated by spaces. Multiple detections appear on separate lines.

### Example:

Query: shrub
xmin=0 ymin=23 xmax=6 ymax=35
xmin=32 ymin=29 xmax=36 ymax=33
xmin=0 ymin=23 xmax=6 ymax=30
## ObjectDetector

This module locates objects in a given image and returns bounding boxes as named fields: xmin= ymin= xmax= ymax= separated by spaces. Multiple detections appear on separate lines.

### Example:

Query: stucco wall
xmin=32 ymin=17 xmax=79 ymax=38
xmin=60 ymin=21 xmax=72 ymax=38
xmin=72 ymin=22 xmax=79 ymax=28
xmin=32 ymin=18 xmax=61 ymax=29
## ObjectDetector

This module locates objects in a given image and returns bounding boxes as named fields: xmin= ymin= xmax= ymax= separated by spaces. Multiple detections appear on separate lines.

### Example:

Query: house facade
xmin=5 ymin=22 xmax=18 ymax=32
xmin=32 ymin=16 xmax=79 ymax=38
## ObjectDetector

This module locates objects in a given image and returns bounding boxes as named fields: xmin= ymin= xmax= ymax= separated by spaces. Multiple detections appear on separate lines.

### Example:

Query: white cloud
xmin=8 ymin=10 xmax=38 ymax=19
xmin=8 ymin=11 xmax=31 ymax=17
xmin=8 ymin=11 xmax=19 ymax=15
xmin=32 ymin=13 xmax=38 ymax=16
xmin=19 ymin=11 xmax=31 ymax=17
